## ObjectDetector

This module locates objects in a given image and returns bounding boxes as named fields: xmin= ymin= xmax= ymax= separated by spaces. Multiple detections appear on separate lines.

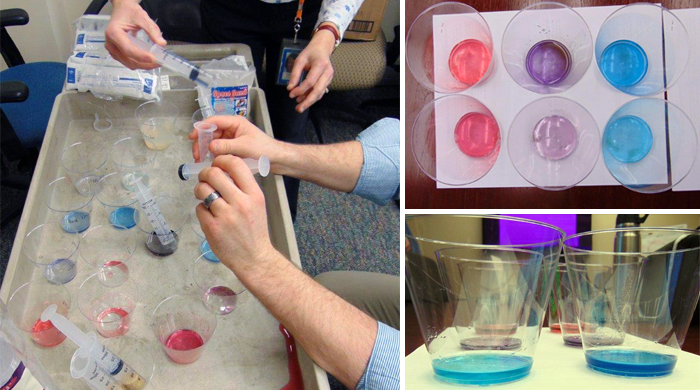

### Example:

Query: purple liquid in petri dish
xmin=526 ymin=40 xmax=572 ymax=85
xmin=532 ymin=115 xmax=578 ymax=160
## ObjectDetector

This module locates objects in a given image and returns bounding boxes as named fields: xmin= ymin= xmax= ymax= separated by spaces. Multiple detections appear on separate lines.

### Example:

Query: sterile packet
xmin=196 ymin=56 xmax=256 ymax=117
xmin=73 ymin=15 xmax=110 ymax=52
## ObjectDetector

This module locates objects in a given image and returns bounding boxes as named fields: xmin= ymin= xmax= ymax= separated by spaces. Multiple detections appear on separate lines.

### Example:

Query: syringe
xmin=43 ymin=305 xmax=147 ymax=390
xmin=126 ymin=34 xmax=215 ymax=87
xmin=130 ymin=176 xmax=175 ymax=247
xmin=71 ymin=348 xmax=126 ymax=390
xmin=178 ymin=156 xmax=270 ymax=181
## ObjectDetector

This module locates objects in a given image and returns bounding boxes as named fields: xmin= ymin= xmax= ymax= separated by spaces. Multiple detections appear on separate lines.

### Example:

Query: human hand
xmin=194 ymin=155 xmax=277 ymax=274
xmin=105 ymin=0 xmax=167 ymax=70
xmin=287 ymin=25 xmax=336 ymax=113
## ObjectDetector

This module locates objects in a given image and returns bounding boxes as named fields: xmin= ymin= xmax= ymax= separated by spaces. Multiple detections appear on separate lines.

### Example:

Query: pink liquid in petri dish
xmin=449 ymin=39 xmax=491 ymax=87
xmin=96 ymin=307 xmax=131 ymax=338
xmin=165 ymin=329 xmax=204 ymax=364
xmin=454 ymin=112 xmax=500 ymax=158
xmin=550 ymin=323 xmax=561 ymax=333
xmin=532 ymin=115 xmax=578 ymax=160
xmin=31 ymin=318 xmax=66 ymax=348
xmin=204 ymin=286 xmax=238 ymax=315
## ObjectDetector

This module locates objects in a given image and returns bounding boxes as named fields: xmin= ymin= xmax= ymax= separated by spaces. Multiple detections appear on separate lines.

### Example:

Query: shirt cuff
xmin=315 ymin=0 xmax=365 ymax=40
xmin=356 ymin=322 xmax=400 ymax=390
xmin=351 ymin=118 xmax=400 ymax=205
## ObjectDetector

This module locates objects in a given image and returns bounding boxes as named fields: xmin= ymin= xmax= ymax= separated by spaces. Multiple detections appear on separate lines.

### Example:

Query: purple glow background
xmin=500 ymin=214 xmax=579 ymax=247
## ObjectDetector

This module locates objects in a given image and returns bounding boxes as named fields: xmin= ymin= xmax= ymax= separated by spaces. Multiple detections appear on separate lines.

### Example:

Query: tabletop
xmin=404 ymin=0 xmax=700 ymax=209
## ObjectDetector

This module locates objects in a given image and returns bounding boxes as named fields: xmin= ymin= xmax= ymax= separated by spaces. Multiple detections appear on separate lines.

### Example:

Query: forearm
xmin=233 ymin=251 xmax=377 ymax=389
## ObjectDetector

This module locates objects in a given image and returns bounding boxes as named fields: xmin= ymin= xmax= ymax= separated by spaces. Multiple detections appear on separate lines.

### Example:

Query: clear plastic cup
xmin=410 ymin=95 xmax=500 ymax=186
xmin=96 ymin=172 xmax=140 ymax=230
xmin=602 ymin=98 xmax=697 ymax=193
xmin=110 ymin=136 xmax=158 ymax=192
xmin=77 ymin=272 xmax=139 ymax=338
xmin=191 ymin=216 xmax=219 ymax=263
xmin=405 ymin=215 xmax=564 ymax=385
xmin=135 ymin=101 xmax=179 ymax=151
xmin=7 ymin=280 xmax=71 ymax=348
xmin=45 ymin=176 xmax=94 ymax=234
xmin=595 ymin=3 xmax=689 ymax=96
xmin=80 ymin=224 xmax=138 ymax=281
xmin=151 ymin=295 xmax=217 ymax=365
xmin=552 ymin=263 xmax=581 ymax=346
xmin=193 ymin=253 xmax=246 ymax=315
xmin=61 ymin=141 xmax=109 ymax=197
xmin=502 ymin=2 xmax=592 ymax=94
xmin=101 ymin=336 xmax=156 ymax=389
xmin=548 ymin=293 xmax=560 ymax=332
xmin=135 ymin=195 xmax=189 ymax=257
xmin=406 ymin=2 xmax=494 ymax=93
xmin=508 ymin=97 xmax=600 ymax=190
xmin=564 ymin=228 xmax=700 ymax=377
xmin=23 ymin=222 xmax=80 ymax=284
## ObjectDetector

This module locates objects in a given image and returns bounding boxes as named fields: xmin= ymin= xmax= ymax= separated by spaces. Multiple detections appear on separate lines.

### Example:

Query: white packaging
xmin=196 ymin=55 xmax=256 ymax=117
xmin=73 ymin=15 xmax=110 ymax=52
xmin=66 ymin=53 xmax=160 ymax=101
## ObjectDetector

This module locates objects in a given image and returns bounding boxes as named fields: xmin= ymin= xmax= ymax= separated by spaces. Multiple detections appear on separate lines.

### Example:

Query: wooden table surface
xmin=405 ymin=0 xmax=700 ymax=209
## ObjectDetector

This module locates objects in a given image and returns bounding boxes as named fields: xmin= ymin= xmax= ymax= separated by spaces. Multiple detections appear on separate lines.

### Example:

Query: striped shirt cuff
xmin=315 ymin=0 xmax=365 ymax=39
xmin=356 ymin=322 xmax=400 ymax=390
xmin=351 ymin=118 xmax=400 ymax=205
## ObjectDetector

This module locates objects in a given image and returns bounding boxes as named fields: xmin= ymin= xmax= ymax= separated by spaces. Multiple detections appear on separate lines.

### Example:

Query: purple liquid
xmin=532 ymin=115 xmax=578 ymax=160
xmin=526 ymin=40 xmax=572 ymax=85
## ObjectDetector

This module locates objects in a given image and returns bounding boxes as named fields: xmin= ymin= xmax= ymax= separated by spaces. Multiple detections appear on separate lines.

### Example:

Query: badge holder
xmin=276 ymin=38 xmax=308 ymax=86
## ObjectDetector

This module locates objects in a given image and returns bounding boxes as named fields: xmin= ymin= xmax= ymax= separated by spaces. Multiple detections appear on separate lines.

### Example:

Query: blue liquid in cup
xmin=45 ymin=258 xmax=77 ymax=284
xmin=200 ymin=240 xmax=220 ymax=263
xmin=586 ymin=349 xmax=677 ymax=377
xmin=109 ymin=207 xmax=138 ymax=229
xmin=600 ymin=40 xmax=648 ymax=88
xmin=432 ymin=354 xmax=533 ymax=385
xmin=604 ymin=115 xmax=653 ymax=163
xmin=61 ymin=211 xmax=90 ymax=233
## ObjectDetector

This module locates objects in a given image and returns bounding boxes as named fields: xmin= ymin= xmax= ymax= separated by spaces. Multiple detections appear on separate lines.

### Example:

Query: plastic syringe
xmin=130 ymin=176 xmax=175 ymax=246
xmin=178 ymin=156 xmax=270 ymax=180
xmin=71 ymin=348 xmax=126 ymax=390
xmin=43 ymin=305 xmax=147 ymax=390
xmin=195 ymin=121 xmax=216 ymax=162
xmin=126 ymin=34 xmax=215 ymax=87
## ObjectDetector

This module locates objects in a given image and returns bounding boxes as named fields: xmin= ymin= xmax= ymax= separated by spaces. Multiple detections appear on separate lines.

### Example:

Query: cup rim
xmin=23 ymin=222 xmax=80 ymax=265
xmin=436 ymin=246 xmax=546 ymax=266
xmin=79 ymin=224 xmax=137 ymax=267
xmin=135 ymin=100 xmax=179 ymax=122
xmin=8 ymin=280 xmax=71 ymax=331
xmin=60 ymin=141 xmax=108 ymax=174
xmin=45 ymin=176 xmax=94 ymax=212
xmin=563 ymin=227 xmax=700 ymax=256
xmin=110 ymin=136 xmax=158 ymax=169
xmin=77 ymin=272 xmax=139 ymax=324
xmin=192 ymin=254 xmax=247 ymax=295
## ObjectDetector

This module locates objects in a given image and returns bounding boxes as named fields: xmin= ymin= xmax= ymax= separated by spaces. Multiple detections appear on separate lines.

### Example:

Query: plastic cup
xmin=410 ymin=95 xmax=500 ymax=186
xmin=80 ymin=224 xmax=137 ymax=282
xmin=595 ymin=3 xmax=689 ymax=96
xmin=502 ymin=2 xmax=592 ymax=94
xmin=45 ymin=176 xmax=94 ymax=234
xmin=61 ymin=141 xmax=108 ymax=197
xmin=193 ymin=253 xmax=246 ymax=315
xmin=191 ymin=215 xmax=218 ymax=263
xmin=548 ymin=293 xmax=560 ymax=332
xmin=7 ymin=280 xmax=70 ymax=348
xmin=508 ymin=97 xmax=600 ymax=190
xmin=151 ymin=295 xmax=217 ymax=365
xmin=78 ymin=272 xmax=139 ymax=338
xmin=135 ymin=195 xmax=189 ymax=257
xmin=23 ymin=222 xmax=80 ymax=284
xmin=564 ymin=228 xmax=700 ymax=377
xmin=110 ymin=136 xmax=158 ymax=193
xmin=96 ymin=172 xmax=140 ymax=230
xmin=406 ymin=2 xmax=494 ymax=93
xmin=552 ymin=263 xmax=581 ymax=346
xmin=602 ymin=98 xmax=697 ymax=193
xmin=101 ymin=336 xmax=156 ymax=389
xmin=405 ymin=215 xmax=564 ymax=385
xmin=135 ymin=101 xmax=179 ymax=151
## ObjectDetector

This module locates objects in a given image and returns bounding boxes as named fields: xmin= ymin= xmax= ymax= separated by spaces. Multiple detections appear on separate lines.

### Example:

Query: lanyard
xmin=294 ymin=0 xmax=305 ymax=43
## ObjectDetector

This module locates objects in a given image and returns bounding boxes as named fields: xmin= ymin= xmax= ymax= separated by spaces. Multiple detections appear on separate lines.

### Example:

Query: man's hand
xmin=105 ymin=0 xmax=167 ymax=70
xmin=287 ymin=24 xmax=337 ymax=113
xmin=188 ymin=115 xmax=285 ymax=163
xmin=193 ymin=155 xmax=276 ymax=275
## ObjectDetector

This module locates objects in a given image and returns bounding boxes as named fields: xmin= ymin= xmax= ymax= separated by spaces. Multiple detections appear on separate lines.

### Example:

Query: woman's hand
xmin=287 ymin=24 xmax=337 ymax=113
xmin=105 ymin=0 xmax=167 ymax=70
xmin=194 ymin=155 xmax=277 ymax=275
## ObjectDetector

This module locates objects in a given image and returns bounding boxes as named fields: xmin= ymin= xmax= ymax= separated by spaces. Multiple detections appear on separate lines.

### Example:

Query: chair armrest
xmin=0 ymin=9 xmax=29 ymax=28
xmin=0 ymin=81 xmax=29 ymax=103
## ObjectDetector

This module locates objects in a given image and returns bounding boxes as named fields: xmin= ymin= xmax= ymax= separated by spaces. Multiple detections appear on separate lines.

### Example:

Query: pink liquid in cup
xmin=96 ymin=307 xmax=131 ymax=338
xmin=449 ymin=39 xmax=491 ymax=87
xmin=164 ymin=329 xmax=205 ymax=364
xmin=454 ymin=112 xmax=500 ymax=157
xmin=550 ymin=323 xmax=561 ymax=333
xmin=31 ymin=318 xmax=66 ymax=348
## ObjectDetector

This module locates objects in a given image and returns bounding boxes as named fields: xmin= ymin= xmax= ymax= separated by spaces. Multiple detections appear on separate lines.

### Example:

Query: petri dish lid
xmin=508 ymin=97 xmax=600 ymax=190
xmin=602 ymin=98 xmax=697 ymax=193
xmin=410 ymin=94 xmax=501 ymax=186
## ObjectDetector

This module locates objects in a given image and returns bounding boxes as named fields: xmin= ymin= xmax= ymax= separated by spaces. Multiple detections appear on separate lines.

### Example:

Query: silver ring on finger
xmin=204 ymin=191 xmax=222 ymax=209
xmin=324 ymin=88 xmax=329 ymax=94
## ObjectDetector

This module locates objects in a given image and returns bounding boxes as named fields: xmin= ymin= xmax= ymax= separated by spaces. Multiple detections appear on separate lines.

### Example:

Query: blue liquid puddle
xmin=200 ymin=240 xmax=220 ymax=263
xmin=600 ymin=40 xmax=648 ymax=88
xmin=45 ymin=258 xmax=77 ymax=284
xmin=61 ymin=211 xmax=90 ymax=233
xmin=432 ymin=354 xmax=533 ymax=385
xmin=109 ymin=207 xmax=138 ymax=229
xmin=604 ymin=115 xmax=653 ymax=163
xmin=586 ymin=349 xmax=677 ymax=377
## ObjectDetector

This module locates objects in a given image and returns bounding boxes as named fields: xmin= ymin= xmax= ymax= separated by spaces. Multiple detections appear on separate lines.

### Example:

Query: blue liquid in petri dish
xmin=604 ymin=115 xmax=653 ymax=163
xmin=45 ymin=258 xmax=77 ymax=284
xmin=599 ymin=40 xmax=648 ymax=88
xmin=200 ymin=240 xmax=220 ymax=263
xmin=432 ymin=354 xmax=533 ymax=385
xmin=109 ymin=207 xmax=138 ymax=229
xmin=586 ymin=349 xmax=677 ymax=377
xmin=61 ymin=211 xmax=90 ymax=233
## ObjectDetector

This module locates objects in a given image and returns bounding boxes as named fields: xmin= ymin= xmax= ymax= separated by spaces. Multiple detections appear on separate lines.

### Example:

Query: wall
xmin=591 ymin=214 xmax=700 ymax=252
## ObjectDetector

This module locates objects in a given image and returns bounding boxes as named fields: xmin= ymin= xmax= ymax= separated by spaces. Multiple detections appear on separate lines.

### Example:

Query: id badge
xmin=276 ymin=38 xmax=308 ymax=86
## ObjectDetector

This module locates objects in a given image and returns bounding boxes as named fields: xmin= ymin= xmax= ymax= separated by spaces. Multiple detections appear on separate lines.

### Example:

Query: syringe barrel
xmin=71 ymin=349 xmax=126 ymax=390
xmin=178 ymin=156 xmax=270 ymax=180
xmin=41 ymin=305 xmax=92 ymax=350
